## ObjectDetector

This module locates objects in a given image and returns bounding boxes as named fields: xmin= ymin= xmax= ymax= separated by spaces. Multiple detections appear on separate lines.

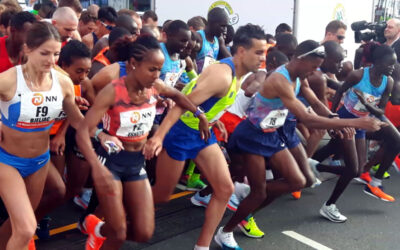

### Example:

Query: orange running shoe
xmin=364 ymin=184 xmax=395 ymax=202
xmin=84 ymin=214 xmax=106 ymax=250
xmin=28 ymin=238 xmax=36 ymax=250
xmin=291 ymin=191 xmax=301 ymax=200
xmin=355 ymin=172 xmax=372 ymax=184
xmin=394 ymin=155 xmax=400 ymax=172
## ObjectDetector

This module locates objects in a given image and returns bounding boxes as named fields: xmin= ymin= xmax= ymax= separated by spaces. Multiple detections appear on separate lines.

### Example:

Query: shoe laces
xmin=248 ymin=217 xmax=261 ymax=231
xmin=327 ymin=204 xmax=341 ymax=216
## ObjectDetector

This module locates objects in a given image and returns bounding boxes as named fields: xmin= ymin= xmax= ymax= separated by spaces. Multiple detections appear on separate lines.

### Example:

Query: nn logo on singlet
xmin=130 ymin=110 xmax=153 ymax=124
xmin=32 ymin=93 xmax=44 ymax=106
xmin=366 ymin=95 xmax=375 ymax=103
xmin=130 ymin=111 xmax=141 ymax=124
xmin=32 ymin=93 xmax=58 ymax=106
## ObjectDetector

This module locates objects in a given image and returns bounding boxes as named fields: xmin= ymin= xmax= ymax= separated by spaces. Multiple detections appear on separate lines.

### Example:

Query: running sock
xmin=194 ymin=245 xmax=209 ymax=250
xmin=186 ymin=160 xmax=196 ymax=176
xmin=245 ymin=214 xmax=253 ymax=221
xmin=94 ymin=221 xmax=105 ymax=238
xmin=370 ymin=177 xmax=382 ymax=187
xmin=266 ymin=169 xmax=274 ymax=180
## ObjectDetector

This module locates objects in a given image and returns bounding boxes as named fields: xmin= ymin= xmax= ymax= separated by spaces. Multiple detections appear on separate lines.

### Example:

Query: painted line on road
xmin=282 ymin=230 xmax=333 ymax=250
xmin=169 ymin=191 xmax=193 ymax=200
xmin=34 ymin=191 xmax=194 ymax=240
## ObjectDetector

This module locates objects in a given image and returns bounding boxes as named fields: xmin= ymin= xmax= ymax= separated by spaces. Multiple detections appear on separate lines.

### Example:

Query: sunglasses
xmin=297 ymin=46 xmax=326 ymax=59
xmin=336 ymin=35 xmax=345 ymax=41
xmin=100 ymin=21 xmax=113 ymax=31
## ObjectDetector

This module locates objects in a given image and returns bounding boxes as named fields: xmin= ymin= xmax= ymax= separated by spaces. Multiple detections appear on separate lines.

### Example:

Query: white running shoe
xmin=308 ymin=158 xmax=321 ymax=179
xmin=319 ymin=203 xmax=347 ymax=223
xmin=214 ymin=227 xmax=242 ymax=250
xmin=311 ymin=178 xmax=322 ymax=188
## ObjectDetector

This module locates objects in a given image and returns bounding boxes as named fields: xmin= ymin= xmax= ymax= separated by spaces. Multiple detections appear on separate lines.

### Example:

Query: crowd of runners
xmin=0 ymin=0 xmax=399 ymax=249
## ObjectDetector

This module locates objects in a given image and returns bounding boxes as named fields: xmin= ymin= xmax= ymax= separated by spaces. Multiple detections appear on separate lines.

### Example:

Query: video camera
xmin=351 ymin=21 xmax=386 ymax=43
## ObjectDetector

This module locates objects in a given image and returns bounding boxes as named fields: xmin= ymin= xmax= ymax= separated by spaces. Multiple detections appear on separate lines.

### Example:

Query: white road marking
xmin=282 ymin=230 xmax=333 ymax=250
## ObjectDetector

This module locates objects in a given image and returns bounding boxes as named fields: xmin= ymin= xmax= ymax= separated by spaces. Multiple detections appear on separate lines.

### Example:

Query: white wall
xmin=295 ymin=0 xmax=375 ymax=62
xmin=155 ymin=0 xmax=294 ymax=35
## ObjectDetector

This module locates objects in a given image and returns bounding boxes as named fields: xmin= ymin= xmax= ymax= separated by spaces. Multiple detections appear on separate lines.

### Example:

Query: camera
xmin=351 ymin=21 xmax=387 ymax=43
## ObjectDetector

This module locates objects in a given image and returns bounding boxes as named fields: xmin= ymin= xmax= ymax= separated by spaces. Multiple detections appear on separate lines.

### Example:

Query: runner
xmin=88 ymin=27 xmax=131 ymax=78
xmin=82 ymin=6 xmax=117 ymax=50
xmin=52 ymin=7 xmax=80 ymax=45
xmin=91 ymin=14 xmax=139 ymax=61
xmin=0 ymin=21 xmax=85 ymax=250
xmin=196 ymin=7 xmax=231 ymax=73
xmin=313 ymin=44 xmax=396 ymax=223
xmin=0 ymin=11 xmax=36 ymax=73
xmin=144 ymin=24 xmax=267 ymax=250
xmin=75 ymin=35 xmax=209 ymax=250
xmin=78 ymin=11 xmax=97 ymax=38
xmin=214 ymin=40 xmax=383 ymax=249
xmin=34 ymin=40 xmax=94 ymax=239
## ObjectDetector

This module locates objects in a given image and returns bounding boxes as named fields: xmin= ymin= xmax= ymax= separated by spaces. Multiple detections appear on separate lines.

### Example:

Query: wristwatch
xmin=193 ymin=106 xmax=205 ymax=118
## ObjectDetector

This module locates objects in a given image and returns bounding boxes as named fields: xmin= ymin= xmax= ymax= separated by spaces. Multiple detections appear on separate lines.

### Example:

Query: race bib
xmin=164 ymin=72 xmax=181 ymax=87
xmin=18 ymin=92 xmax=63 ymax=129
xmin=203 ymin=56 xmax=216 ymax=70
xmin=116 ymin=106 xmax=156 ymax=139
xmin=353 ymin=92 xmax=380 ymax=113
xmin=259 ymin=109 xmax=288 ymax=130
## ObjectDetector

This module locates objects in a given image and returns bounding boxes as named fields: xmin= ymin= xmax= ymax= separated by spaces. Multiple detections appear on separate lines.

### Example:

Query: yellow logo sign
xmin=333 ymin=3 xmax=346 ymax=23
xmin=209 ymin=1 xmax=239 ymax=25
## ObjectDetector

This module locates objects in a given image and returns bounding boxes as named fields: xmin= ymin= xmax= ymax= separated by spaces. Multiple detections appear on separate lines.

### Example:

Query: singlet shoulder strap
xmin=219 ymin=57 xmax=235 ymax=77
xmin=118 ymin=61 xmax=127 ymax=78
xmin=15 ymin=65 xmax=28 ymax=93
xmin=92 ymin=32 xmax=99 ymax=45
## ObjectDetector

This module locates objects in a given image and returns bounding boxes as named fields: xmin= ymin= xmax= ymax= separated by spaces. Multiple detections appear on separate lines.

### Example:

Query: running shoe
xmin=190 ymin=192 xmax=211 ymax=208
xmin=291 ymin=191 xmax=301 ymax=200
xmin=186 ymin=173 xmax=207 ymax=191
xmin=176 ymin=174 xmax=190 ymax=190
xmin=227 ymin=194 xmax=239 ymax=212
xmin=311 ymin=178 xmax=322 ymax=188
xmin=308 ymin=158 xmax=321 ymax=178
xmin=84 ymin=214 xmax=106 ymax=250
xmin=36 ymin=216 xmax=51 ymax=240
xmin=191 ymin=192 xmax=239 ymax=212
xmin=77 ymin=216 xmax=88 ymax=235
xmin=28 ymin=238 xmax=36 ymax=250
xmin=319 ymin=203 xmax=347 ymax=223
xmin=354 ymin=172 xmax=372 ymax=184
xmin=371 ymin=165 xmax=390 ymax=179
xmin=214 ymin=227 xmax=242 ymax=250
xmin=393 ymin=155 xmax=400 ymax=173
xmin=238 ymin=216 xmax=264 ymax=238
xmin=328 ymin=158 xmax=342 ymax=166
xmin=363 ymin=184 xmax=395 ymax=202
xmin=74 ymin=189 xmax=92 ymax=210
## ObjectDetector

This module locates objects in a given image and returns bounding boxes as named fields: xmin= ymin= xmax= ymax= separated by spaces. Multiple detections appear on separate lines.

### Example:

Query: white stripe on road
xmin=282 ymin=230 xmax=333 ymax=250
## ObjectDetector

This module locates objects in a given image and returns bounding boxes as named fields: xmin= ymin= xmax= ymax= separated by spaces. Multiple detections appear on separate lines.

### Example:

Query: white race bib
xmin=116 ymin=106 xmax=156 ymax=139
xmin=353 ymin=92 xmax=380 ymax=113
xmin=164 ymin=72 xmax=181 ymax=87
xmin=203 ymin=56 xmax=216 ymax=70
xmin=259 ymin=109 xmax=288 ymax=130
xmin=18 ymin=92 xmax=63 ymax=128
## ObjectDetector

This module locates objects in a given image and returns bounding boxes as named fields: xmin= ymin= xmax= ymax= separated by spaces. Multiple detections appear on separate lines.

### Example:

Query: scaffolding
xmin=374 ymin=0 xmax=400 ymax=21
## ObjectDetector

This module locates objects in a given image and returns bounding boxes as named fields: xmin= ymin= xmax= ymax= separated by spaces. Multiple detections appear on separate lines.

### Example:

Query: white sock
xmin=370 ymin=177 xmax=382 ymax=187
xmin=94 ymin=221 xmax=105 ymax=238
xmin=194 ymin=245 xmax=209 ymax=250
xmin=234 ymin=182 xmax=250 ymax=196
xmin=266 ymin=169 xmax=274 ymax=180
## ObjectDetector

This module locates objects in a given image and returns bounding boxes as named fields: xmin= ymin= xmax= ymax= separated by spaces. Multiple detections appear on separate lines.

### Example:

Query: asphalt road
xmin=37 ymin=169 xmax=400 ymax=250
